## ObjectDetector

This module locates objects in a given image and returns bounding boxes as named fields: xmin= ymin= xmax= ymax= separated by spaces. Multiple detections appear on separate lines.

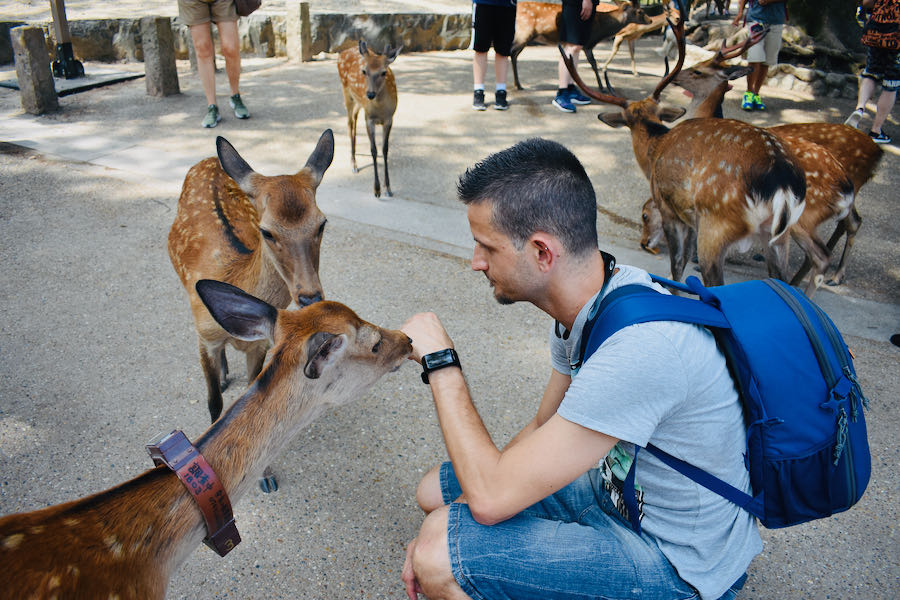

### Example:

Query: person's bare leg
xmin=473 ymin=51 xmax=488 ymax=87
xmin=494 ymin=53 xmax=509 ymax=86
xmin=854 ymin=76 xmax=877 ymax=112
xmin=416 ymin=465 xmax=446 ymax=513
xmin=410 ymin=506 xmax=472 ymax=600
xmin=558 ymin=44 xmax=582 ymax=88
xmin=217 ymin=20 xmax=241 ymax=96
xmin=871 ymin=89 xmax=897 ymax=135
xmin=190 ymin=23 xmax=217 ymax=106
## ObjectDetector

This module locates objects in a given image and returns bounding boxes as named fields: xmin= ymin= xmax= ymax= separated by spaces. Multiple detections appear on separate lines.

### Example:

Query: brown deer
xmin=0 ymin=280 xmax=412 ymax=600
xmin=655 ymin=43 xmax=884 ymax=292
xmin=337 ymin=40 xmax=402 ymax=198
xmin=168 ymin=130 xmax=334 ymax=492
xmin=601 ymin=1 xmax=679 ymax=77
xmin=562 ymin=14 xmax=807 ymax=287
xmin=510 ymin=1 xmax=651 ymax=91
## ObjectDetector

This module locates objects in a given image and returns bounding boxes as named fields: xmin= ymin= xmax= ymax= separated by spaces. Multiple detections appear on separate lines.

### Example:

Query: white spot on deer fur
xmin=2 ymin=533 xmax=24 ymax=549
xmin=105 ymin=535 xmax=123 ymax=557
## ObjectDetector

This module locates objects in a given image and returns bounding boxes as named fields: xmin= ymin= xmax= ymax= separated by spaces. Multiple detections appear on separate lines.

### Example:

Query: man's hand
xmin=401 ymin=312 xmax=455 ymax=362
xmin=402 ymin=538 xmax=424 ymax=600
xmin=581 ymin=0 xmax=593 ymax=20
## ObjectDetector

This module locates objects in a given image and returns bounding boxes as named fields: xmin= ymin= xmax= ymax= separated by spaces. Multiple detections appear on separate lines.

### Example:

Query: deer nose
xmin=296 ymin=292 xmax=323 ymax=308
xmin=366 ymin=91 xmax=376 ymax=100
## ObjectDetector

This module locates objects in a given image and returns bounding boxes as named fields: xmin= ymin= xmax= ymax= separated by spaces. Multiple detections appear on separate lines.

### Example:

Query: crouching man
xmin=400 ymin=138 xmax=761 ymax=600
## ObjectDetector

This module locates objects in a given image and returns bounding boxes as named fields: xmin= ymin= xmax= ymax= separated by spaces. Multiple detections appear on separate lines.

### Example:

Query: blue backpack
xmin=581 ymin=274 xmax=870 ymax=532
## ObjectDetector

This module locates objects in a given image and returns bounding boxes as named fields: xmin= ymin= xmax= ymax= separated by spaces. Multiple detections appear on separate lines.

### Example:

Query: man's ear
xmin=530 ymin=234 xmax=557 ymax=272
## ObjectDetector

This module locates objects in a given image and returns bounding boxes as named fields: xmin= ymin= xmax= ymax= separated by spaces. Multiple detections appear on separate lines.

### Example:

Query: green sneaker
xmin=741 ymin=91 xmax=754 ymax=111
xmin=202 ymin=104 xmax=221 ymax=128
xmin=230 ymin=94 xmax=250 ymax=119
xmin=752 ymin=94 xmax=767 ymax=111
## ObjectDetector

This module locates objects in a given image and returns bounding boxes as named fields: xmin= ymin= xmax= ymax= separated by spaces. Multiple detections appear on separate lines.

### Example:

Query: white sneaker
xmin=844 ymin=108 xmax=864 ymax=129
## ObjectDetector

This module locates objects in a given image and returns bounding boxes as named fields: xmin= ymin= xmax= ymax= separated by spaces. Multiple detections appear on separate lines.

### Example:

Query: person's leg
xmin=217 ymin=20 xmax=241 ymax=97
xmin=473 ymin=51 xmax=488 ymax=87
xmin=870 ymin=89 xmax=896 ymax=138
xmin=190 ymin=24 xmax=217 ymax=106
xmin=416 ymin=464 xmax=446 ymax=513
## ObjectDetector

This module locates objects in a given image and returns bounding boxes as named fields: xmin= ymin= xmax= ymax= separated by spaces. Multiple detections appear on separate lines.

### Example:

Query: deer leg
xmin=602 ymin=37 xmax=623 ymax=73
xmin=585 ymin=47 xmax=604 ymax=90
xmin=510 ymin=43 xmax=524 ymax=90
xmin=628 ymin=39 xmax=637 ymax=76
xmin=662 ymin=219 xmax=693 ymax=282
xmin=789 ymin=228 xmax=830 ymax=297
xmin=382 ymin=118 xmax=393 ymax=198
xmin=365 ymin=116 xmax=381 ymax=198
xmin=199 ymin=339 xmax=225 ymax=422
xmin=245 ymin=343 xmax=267 ymax=382
xmin=346 ymin=102 xmax=359 ymax=173
xmin=696 ymin=224 xmax=731 ymax=287
xmin=827 ymin=207 xmax=861 ymax=286
xmin=764 ymin=233 xmax=791 ymax=281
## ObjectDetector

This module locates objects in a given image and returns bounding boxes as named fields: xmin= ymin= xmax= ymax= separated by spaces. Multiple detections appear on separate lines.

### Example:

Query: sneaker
xmin=493 ymin=89 xmax=509 ymax=110
xmin=869 ymin=130 xmax=892 ymax=144
xmin=202 ymin=104 xmax=221 ymax=128
xmin=473 ymin=89 xmax=487 ymax=111
xmin=567 ymin=86 xmax=591 ymax=105
xmin=230 ymin=94 xmax=250 ymax=119
xmin=741 ymin=91 xmax=754 ymax=111
xmin=552 ymin=93 xmax=576 ymax=113
xmin=844 ymin=108 xmax=864 ymax=129
xmin=752 ymin=93 xmax=767 ymax=111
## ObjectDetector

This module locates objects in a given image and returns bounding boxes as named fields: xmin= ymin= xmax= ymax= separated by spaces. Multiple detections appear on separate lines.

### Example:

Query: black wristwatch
xmin=420 ymin=348 xmax=461 ymax=384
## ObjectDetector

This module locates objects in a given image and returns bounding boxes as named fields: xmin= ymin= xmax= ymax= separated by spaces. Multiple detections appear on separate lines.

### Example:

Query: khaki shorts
xmin=178 ymin=0 xmax=237 ymax=26
xmin=745 ymin=23 xmax=784 ymax=67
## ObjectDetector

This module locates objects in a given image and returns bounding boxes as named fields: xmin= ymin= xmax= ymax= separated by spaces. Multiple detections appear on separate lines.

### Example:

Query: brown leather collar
xmin=146 ymin=430 xmax=241 ymax=556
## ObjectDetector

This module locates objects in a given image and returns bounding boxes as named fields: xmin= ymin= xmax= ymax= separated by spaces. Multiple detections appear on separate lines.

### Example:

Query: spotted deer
xmin=601 ymin=1 xmax=679 ymax=77
xmin=168 ymin=130 xmax=334 ymax=491
xmin=561 ymin=13 xmax=806 ymax=287
xmin=337 ymin=40 xmax=402 ymax=198
xmin=651 ymin=43 xmax=885 ymax=293
xmin=510 ymin=1 xmax=651 ymax=91
xmin=0 ymin=280 xmax=412 ymax=600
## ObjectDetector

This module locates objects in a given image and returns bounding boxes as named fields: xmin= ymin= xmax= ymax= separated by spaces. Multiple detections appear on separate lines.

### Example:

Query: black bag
xmin=234 ymin=0 xmax=261 ymax=17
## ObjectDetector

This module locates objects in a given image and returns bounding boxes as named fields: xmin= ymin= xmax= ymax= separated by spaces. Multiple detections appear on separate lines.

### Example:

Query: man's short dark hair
xmin=457 ymin=138 xmax=598 ymax=257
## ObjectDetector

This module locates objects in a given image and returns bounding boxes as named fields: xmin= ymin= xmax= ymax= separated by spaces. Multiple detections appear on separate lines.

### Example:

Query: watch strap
xmin=420 ymin=348 xmax=461 ymax=384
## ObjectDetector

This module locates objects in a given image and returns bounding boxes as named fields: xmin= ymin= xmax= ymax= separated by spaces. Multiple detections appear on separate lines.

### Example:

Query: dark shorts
xmin=560 ymin=0 xmax=597 ymax=46
xmin=473 ymin=3 xmax=517 ymax=56
xmin=862 ymin=46 xmax=900 ymax=92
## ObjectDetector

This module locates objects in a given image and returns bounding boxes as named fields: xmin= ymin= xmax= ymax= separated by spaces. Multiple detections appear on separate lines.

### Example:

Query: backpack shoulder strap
xmin=580 ymin=282 xmax=731 ymax=366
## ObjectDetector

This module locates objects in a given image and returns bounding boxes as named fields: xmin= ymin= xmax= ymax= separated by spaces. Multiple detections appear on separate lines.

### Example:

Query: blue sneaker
xmin=567 ymin=86 xmax=591 ymax=105
xmin=552 ymin=93 xmax=576 ymax=113
xmin=741 ymin=91 xmax=754 ymax=111
xmin=752 ymin=93 xmax=767 ymax=111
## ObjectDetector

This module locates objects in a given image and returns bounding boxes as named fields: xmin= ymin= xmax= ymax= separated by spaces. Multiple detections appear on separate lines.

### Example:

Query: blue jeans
xmin=439 ymin=461 xmax=746 ymax=600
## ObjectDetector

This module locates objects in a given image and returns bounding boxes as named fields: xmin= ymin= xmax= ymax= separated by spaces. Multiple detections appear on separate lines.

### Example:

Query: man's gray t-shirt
xmin=551 ymin=265 xmax=762 ymax=600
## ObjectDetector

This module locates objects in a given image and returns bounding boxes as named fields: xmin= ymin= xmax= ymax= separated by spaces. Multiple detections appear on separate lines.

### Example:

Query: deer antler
xmin=652 ymin=10 xmax=686 ymax=101
xmin=559 ymin=43 xmax=629 ymax=108
xmin=715 ymin=25 xmax=769 ymax=63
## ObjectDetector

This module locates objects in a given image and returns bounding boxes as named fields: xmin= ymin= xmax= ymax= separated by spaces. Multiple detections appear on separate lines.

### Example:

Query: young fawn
xmin=0 ymin=280 xmax=412 ymax=600
xmin=168 ymin=130 xmax=334 ymax=491
xmin=337 ymin=40 xmax=402 ymax=198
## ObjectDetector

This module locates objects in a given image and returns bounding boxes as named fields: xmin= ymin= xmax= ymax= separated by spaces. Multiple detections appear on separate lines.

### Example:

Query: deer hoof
xmin=640 ymin=243 xmax=660 ymax=255
xmin=826 ymin=278 xmax=841 ymax=287
xmin=385 ymin=189 xmax=393 ymax=198
xmin=259 ymin=475 xmax=278 ymax=493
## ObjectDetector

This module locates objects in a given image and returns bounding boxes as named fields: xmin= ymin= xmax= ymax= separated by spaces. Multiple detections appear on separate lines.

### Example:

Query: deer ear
xmin=598 ymin=111 xmax=628 ymax=128
xmin=216 ymin=136 xmax=258 ymax=195
xmin=195 ymin=280 xmax=276 ymax=343
xmin=384 ymin=45 xmax=402 ymax=64
xmin=303 ymin=129 xmax=335 ymax=187
xmin=358 ymin=40 xmax=368 ymax=56
xmin=303 ymin=332 xmax=348 ymax=379
xmin=658 ymin=106 xmax=686 ymax=122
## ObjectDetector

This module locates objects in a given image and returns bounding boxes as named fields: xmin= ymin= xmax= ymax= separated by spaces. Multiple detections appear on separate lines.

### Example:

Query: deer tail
xmin=748 ymin=156 xmax=806 ymax=244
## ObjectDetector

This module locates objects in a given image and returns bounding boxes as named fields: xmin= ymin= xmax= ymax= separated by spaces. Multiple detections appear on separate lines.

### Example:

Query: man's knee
xmin=416 ymin=464 xmax=445 ymax=513
xmin=412 ymin=506 xmax=459 ymax=594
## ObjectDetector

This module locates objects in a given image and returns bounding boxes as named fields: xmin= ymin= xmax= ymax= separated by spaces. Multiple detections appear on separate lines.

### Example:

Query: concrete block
xmin=10 ymin=26 xmax=58 ymax=115
xmin=141 ymin=16 xmax=179 ymax=97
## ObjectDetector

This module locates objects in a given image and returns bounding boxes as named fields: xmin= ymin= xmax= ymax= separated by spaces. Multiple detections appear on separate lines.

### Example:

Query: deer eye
xmin=317 ymin=220 xmax=327 ymax=236
xmin=372 ymin=339 xmax=382 ymax=353
xmin=361 ymin=68 xmax=367 ymax=75
xmin=260 ymin=228 xmax=274 ymax=241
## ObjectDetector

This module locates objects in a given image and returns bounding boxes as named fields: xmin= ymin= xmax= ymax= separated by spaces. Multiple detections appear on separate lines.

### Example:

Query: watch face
xmin=423 ymin=348 xmax=457 ymax=370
